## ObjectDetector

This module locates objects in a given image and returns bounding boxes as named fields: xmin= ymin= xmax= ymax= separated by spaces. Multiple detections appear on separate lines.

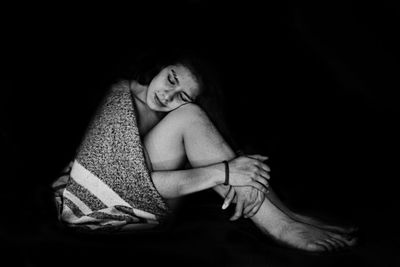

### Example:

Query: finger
xmin=245 ymin=199 xmax=263 ymax=218
xmin=222 ymin=186 xmax=235 ymax=210
xmin=254 ymin=175 xmax=269 ymax=188
xmin=249 ymin=182 xmax=268 ymax=194
xmin=257 ymin=169 xmax=271 ymax=180
xmin=243 ymin=199 xmax=257 ymax=218
xmin=248 ymin=154 xmax=269 ymax=162
xmin=257 ymin=162 xmax=271 ymax=173
xmin=233 ymin=193 xmax=238 ymax=204
xmin=230 ymin=197 xmax=244 ymax=221
xmin=247 ymin=201 xmax=262 ymax=218
xmin=248 ymin=192 xmax=264 ymax=217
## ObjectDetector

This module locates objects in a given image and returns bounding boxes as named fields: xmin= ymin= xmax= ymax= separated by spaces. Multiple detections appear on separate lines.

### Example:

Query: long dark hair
xmin=118 ymin=48 xmax=238 ymax=151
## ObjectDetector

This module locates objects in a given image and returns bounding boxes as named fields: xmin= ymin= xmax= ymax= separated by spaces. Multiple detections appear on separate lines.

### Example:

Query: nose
xmin=164 ymin=90 xmax=176 ymax=102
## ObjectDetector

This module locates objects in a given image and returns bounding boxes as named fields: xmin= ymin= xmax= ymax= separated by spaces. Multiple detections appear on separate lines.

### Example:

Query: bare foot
xmin=265 ymin=190 xmax=358 ymax=235
xmin=251 ymin=197 xmax=357 ymax=252
xmin=290 ymin=212 xmax=358 ymax=235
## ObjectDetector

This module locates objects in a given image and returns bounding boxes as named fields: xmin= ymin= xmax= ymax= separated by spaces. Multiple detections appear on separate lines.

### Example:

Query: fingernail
xmin=222 ymin=202 xmax=228 ymax=210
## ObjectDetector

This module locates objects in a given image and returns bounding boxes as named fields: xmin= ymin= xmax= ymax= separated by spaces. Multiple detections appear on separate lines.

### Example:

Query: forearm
xmin=151 ymin=163 xmax=225 ymax=199
xmin=213 ymin=184 xmax=231 ymax=198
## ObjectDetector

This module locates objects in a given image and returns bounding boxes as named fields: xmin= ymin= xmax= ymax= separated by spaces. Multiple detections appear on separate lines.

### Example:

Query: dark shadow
xmin=2 ymin=1 xmax=399 ymax=266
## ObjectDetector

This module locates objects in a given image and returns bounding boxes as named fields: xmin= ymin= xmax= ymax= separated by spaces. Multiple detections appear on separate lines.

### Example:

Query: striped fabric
xmin=53 ymin=161 xmax=159 ymax=231
xmin=52 ymin=81 xmax=170 ymax=231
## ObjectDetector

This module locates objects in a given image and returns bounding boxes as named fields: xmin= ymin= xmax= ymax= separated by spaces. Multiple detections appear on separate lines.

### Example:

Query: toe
xmin=329 ymin=232 xmax=358 ymax=247
xmin=327 ymin=237 xmax=347 ymax=250
xmin=324 ymin=238 xmax=338 ymax=250
xmin=330 ymin=236 xmax=347 ymax=249
xmin=314 ymin=241 xmax=333 ymax=252
xmin=306 ymin=242 xmax=327 ymax=252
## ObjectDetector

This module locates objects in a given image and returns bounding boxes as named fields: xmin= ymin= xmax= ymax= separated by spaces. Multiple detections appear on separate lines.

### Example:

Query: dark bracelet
xmin=222 ymin=160 xmax=229 ymax=185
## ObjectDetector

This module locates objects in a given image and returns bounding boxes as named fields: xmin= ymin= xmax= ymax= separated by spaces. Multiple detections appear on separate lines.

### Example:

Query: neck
xmin=129 ymin=80 xmax=148 ymax=104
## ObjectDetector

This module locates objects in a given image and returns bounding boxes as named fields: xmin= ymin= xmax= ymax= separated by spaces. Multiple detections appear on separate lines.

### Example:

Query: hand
xmin=222 ymin=186 xmax=266 ymax=220
xmin=226 ymin=154 xmax=270 ymax=193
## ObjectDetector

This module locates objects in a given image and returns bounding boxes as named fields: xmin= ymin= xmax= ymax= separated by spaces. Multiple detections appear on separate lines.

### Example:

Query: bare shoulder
xmin=128 ymin=80 xmax=139 ymax=94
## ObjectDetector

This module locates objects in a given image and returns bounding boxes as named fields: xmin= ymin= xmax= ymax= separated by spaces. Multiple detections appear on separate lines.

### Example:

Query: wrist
xmin=217 ymin=161 xmax=229 ymax=186
xmin=222 ymin=160 xmax=229 ymax=185
xmin=209 ymin=162 xmax=226 ymax=186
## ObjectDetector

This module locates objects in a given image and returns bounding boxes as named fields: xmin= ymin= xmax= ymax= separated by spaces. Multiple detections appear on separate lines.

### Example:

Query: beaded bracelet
xmin=222 ymin=160 xmax=229 ymax=185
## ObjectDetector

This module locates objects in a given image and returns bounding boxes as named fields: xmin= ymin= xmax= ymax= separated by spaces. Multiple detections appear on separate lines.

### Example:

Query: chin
xmin=149 ymin=95 xmax=170 ymax=112
xmin=148 ymin=101 xmax=166 ymax=112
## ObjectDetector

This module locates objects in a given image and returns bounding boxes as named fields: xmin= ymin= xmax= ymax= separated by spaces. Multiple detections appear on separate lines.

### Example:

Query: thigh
xmin=143 ymin=103 xmax=235 ymax=171
xmin=143 ymin=111 xmax=187 ymax=172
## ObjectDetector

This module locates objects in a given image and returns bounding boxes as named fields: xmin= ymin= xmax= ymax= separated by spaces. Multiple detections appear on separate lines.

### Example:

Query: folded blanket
xmin=52 ymin=80 xmax=170 ymax=231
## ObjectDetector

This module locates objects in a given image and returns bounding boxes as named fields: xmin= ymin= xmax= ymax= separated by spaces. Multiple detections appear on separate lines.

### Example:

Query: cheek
xmin=146 ymin=85 xmax=158 ymax=101
xmin=145 ymin=89 xmax=153 ymax=103
xmin=149 ymin=84 xmax=165 ymax=98
xmin=145 ymin=88 xmax=159 ymax=110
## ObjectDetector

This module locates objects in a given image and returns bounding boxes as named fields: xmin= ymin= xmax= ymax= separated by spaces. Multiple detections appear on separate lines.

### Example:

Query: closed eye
xmin=180 ymin=92 xmax=193 ymax=102
xmin=167 ymin=74 xmax=176 ymax=85
xmin=171 ymin=69 xmax=179 ymax=84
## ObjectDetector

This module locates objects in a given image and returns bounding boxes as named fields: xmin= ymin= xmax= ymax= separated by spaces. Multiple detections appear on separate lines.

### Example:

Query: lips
xmin=154 ymin=94 xmax=167 ymax=107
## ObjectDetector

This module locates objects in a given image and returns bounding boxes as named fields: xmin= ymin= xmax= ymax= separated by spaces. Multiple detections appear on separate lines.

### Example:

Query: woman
xmin=53 ymin=49 xmax=357 ymax=252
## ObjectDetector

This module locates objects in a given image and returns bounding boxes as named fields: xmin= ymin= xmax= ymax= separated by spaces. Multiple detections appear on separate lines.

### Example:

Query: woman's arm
xmin=151 ymin=155 xmax=270 ymax=199
xmin=151 ymin=162 xmax=224 ymax=199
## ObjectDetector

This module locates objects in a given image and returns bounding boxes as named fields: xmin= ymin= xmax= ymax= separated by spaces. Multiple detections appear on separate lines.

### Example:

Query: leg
xmin=143 ymin=104 xmax=235 ymax=171
xmin=143 ymin=103 xmax=235 ymax=207
xmin=266 ymin=189 xmax=358 ymax=234
xmin=144 ymin=104 xmax=356 ymax=251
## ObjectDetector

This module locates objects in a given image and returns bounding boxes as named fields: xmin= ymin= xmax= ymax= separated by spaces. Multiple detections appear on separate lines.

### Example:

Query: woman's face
xmin=146 ymin=64 xmax=201 ymax=112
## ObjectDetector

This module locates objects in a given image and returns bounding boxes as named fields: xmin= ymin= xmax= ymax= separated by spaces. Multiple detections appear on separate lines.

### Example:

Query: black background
xmin=2 ymin=1 xmax=400 ymax=266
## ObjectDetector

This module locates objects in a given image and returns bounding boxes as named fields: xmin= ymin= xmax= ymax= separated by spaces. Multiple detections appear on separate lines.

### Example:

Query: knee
xmin=156 ymin=104 xmax=214 ymax=138
xmin=164 ymin=103 xmax=208 ymax=125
